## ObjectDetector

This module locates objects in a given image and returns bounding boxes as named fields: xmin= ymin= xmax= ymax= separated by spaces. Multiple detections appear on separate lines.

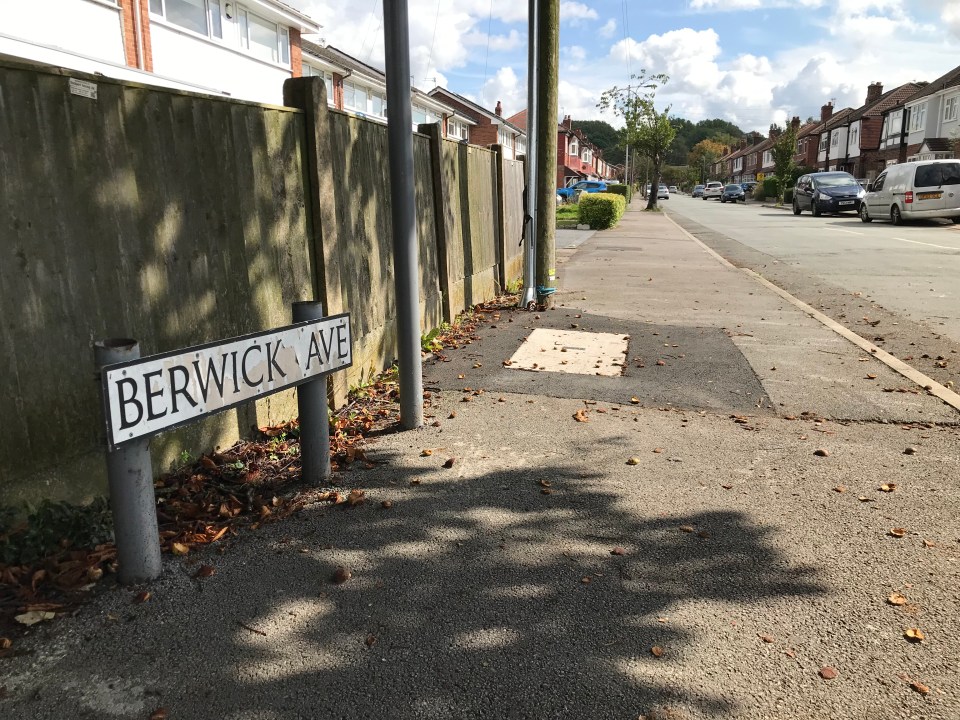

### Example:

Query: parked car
xmin=557 ymin=180 xmax=607 ymax=201
xmin=740 ymin=181 xmax=758 ymax=195
xmin=658 ymin=184 xmax=670 ymax=199
xmin=702 ymin=181 xmax=724 ymax=200
xmin=692 ymin=184 xmax=705 ymax=198
xmin=859 ymin=159 xmax=960 ymax=225
xmin=721 ymin=184 xmax=746 ymax=203
xmin=669 ymin=185 xmax=679 ymax=194
xmin=792 ymin=172 xmax=864 ymax=216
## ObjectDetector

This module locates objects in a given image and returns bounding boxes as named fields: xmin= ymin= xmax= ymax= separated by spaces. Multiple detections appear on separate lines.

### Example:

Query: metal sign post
xmin=95 ymin=309 xmax=352 ymax=583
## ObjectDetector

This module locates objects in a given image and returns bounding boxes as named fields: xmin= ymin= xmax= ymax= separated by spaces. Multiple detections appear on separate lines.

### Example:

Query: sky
xmin=290 ymin=0 xmax=960 ymax=133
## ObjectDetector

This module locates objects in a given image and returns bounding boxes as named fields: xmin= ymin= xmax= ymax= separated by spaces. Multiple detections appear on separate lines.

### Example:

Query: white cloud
xmin=690 ymin=0 xmax=825 ymax=9
xmin=946 ymin=3 xmax=960 ymax=38
xmin=464 ymin=29 xmax=524 ymax=53
xmin=559 ymin=1 xmax=598 ymax=25
xmin=478 ymin=66 xmax=525 ymax=116
xmin=598 ymin=19 xmax=617 ymax=38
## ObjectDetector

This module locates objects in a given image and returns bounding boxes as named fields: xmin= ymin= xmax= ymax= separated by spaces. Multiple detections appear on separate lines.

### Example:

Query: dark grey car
xmin=793 ymin=172 xmax=864 ymax=216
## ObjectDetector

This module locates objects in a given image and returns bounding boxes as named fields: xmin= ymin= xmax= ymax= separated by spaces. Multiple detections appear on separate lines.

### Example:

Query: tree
xmin=598 ymin=71 xmax=676 ymax=210
xmin=771 ymin=125 xmax=798 ymax=206
xmin=688 ymin=139 xmax=728 ymax=183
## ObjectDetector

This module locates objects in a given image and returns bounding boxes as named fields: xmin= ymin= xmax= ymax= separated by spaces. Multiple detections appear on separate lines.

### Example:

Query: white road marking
xmin=890 ymin=237 xmax=960 ymax=250
xmin=825 ymin=227 xmax=864 ymax=236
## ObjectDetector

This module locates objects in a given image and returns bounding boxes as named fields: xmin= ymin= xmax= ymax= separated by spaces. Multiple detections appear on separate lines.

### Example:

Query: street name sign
xmin=100 ymin=314 xmax=351 ymax=449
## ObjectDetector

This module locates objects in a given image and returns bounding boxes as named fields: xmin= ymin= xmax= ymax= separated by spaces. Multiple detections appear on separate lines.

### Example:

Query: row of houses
xmin=3 ymin=0 xmax=618 ymax=184
xmin=711 ymin=65 xmax=960 ymax=185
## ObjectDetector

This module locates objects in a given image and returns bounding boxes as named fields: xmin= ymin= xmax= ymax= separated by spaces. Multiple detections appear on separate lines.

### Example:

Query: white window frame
xmin=568 ymin=140 xmax=578 ymax=157
xmin=763 ymin=150 xmax=773 ymax=166
xmin=150 ymin=0 xmax=223 ymax=40
xmin=909 ymin=102 xmax=927 ymax=132
xmin=343 ymin=81 xmax=370 ymax=113
xmin=302 ymin=65 xmax=334 ymax=105
xmin=944 ymin=96 xmax=958 ymax=122
xmin=831 ymin=131 xmax=839 ymax=147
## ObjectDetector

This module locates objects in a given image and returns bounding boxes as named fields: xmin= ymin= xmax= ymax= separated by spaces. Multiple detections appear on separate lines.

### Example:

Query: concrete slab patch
xmin=508 ymin=328 xmax=628 ymax=376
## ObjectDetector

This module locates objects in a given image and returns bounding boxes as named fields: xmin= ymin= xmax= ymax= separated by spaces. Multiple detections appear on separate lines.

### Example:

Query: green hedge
xmin=762 ymin=177 xmax=779 ymax=198
xmin=605 ymin=183 xmax=631 ymax=204
xmin=578 ymin=192 xmax=626 ymax=229
xmin=783 ymin=188 xmax=794 ymax=205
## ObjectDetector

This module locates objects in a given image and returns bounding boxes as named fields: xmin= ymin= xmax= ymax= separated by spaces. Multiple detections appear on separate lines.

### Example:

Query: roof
xmin=428 ymin=87 xmax=525 ymax=134
xmin=921 ymin=138 xmax=955 ymax=152
xmin=821 ymin=107 xmax=854 ymax=133
xmin=904 ymin=64 xmax=960 ymax=104
xmin=847 ymin=83 xmax=924 ymax=122
xmin=506 ymin=109 xmax=527 ymax=130
xmin=796 ymin=121 xmax=823 ymax=139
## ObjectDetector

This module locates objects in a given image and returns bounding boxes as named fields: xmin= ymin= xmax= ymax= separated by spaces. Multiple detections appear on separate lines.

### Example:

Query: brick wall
xmin=290 ymin=29 xmax=302 ymax=77
xmin=118 ymin=0 xmax=153 ymax=72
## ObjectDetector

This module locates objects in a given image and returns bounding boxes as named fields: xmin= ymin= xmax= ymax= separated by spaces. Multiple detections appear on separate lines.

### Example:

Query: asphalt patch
xmin=425 ymin=308 xmax=773 ymax=415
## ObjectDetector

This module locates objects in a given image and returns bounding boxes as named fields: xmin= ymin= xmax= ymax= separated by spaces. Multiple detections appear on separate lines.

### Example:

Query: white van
xmin=860 ymin=159 xmax=960 ymax=224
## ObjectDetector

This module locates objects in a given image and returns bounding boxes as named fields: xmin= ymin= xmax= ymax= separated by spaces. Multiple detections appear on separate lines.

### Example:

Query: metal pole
xmin=94 ymin=339 xmax=162 ymax=585
xmin=520 ymin=0 xmax=539 ymax=310
xmin=383 ymin=0 xmax=424 ymax=429
xmin=293 ymin=301 xmax=331 ymax=483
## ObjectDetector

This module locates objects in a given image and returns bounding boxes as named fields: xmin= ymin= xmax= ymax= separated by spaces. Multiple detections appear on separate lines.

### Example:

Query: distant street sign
xmin=100 ymin=314 xmax=351 ymax=449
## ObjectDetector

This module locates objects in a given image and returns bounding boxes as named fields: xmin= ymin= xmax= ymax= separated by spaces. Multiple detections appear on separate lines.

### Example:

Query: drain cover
xmin=507 ymin=328 xmax=628 ymax=376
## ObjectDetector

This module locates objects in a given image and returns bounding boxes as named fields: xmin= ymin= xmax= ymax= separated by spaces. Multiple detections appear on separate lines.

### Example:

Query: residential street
xmin=3 ymin=201 xmax=960 ymax=720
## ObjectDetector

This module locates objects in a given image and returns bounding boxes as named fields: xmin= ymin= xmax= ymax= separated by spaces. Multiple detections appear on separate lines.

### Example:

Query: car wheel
xmin=702 ymin=196 xmax=707 ymax=200
xmin=792 ymin=199 xmax=801 ymax=215
xmin=859 ymin=203 xmax=872 ymax=223
xmin=891 ymin=205 xmax=903 ymax=225
xmin=721 ymin=197 xmax=726 ymax=203
xmin=811 ymin=196 xmax=821 ymax=217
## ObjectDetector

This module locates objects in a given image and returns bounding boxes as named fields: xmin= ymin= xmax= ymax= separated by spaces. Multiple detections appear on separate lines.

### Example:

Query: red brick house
xmin=428 ymin=88 xmax=526 ymax=160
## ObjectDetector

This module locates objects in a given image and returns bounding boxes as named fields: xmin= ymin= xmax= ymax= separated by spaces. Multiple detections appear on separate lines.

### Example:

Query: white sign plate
xmin=69 ymin=78 xmax=98 ymax=100
xmin=101 ymin=314 xmax=351 ymax=449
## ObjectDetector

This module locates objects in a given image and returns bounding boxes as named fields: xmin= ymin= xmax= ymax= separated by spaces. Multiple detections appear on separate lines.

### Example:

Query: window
xmin=152 ymin=0 xmax=214 ymax=36
xmin=498 ymin=126 xmax=510 ymax=146
xmin=344 ymin=82 xmax=369 ymax=113
xmin=942 ymin=162 xmax=960 ymax=185
xmin=303 ymin=66 xmax=334 ymax=105
xmin=831 ymin=131 xmax=839 ymax=147
xmin=850 ymin=124 xmax=859 ymax=149
xmin=914 ymin=164 xmax=941 ymax=187
xmin=944 ymin=96 xmax=958 ymax=122
xmin=412 ymin=106 xmax=428 ymax=125
xmin=568 ymin=140 xmax=578 ymax=156
xmin=819 ymin=136 xmax=827 ymax=152
xmin=873 ymin=173 xmax=886 ymax=191
xmin=516 ymin=136 xmax=525 ymax=154
xmin=240 ymin=9 xmax=286 ymax=63
xmin=582 ymin=149 xmax=592 ymax=164
xmin=370 ymin=92 xmax=387 ymax=118
xmin=763 ymin=150 xmax=773 ymax=165
xmin=909 ymin=102 xmax=926 ymax=132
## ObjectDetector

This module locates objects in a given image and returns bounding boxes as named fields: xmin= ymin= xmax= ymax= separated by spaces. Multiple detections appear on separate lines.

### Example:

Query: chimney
xmin=769 ymin=123 xmax=781 ymax=139
xmin=866 ymin=82 xmax=883 ymax=104
xmin=791 ymin=116 xmax=801 ymax=132
xmin=494 ymin=100 xmax=502 ymax=116
xmin=821 ymin=101 xmax=833 ymax=122
xmin=562 ymin=114 xmax=572 ymax=129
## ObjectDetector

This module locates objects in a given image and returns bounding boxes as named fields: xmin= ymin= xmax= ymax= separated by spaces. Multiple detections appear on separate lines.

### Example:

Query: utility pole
xmin=383 ymin=0 xmax=423 ymax=429
xmin=520 ymin=0 xmax=539 ymax=310
xmin=535 ymin=0 xmax=559 ymax=308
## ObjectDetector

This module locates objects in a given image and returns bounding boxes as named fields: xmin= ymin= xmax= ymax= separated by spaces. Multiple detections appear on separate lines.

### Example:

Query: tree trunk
xmin=646 ymin=158 xmax=662 ymax=210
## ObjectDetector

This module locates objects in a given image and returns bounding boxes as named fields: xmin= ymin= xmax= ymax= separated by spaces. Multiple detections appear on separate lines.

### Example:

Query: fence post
xmin=292 ymin=301 xmax=331 ymax=483
xmin=419 ymin=122 xmax=453 ymax=324
xmin=94 ymin=339 xmax=162 ymax=585
xmin=283 ymin=76 xmax=348 ymax=408
xmin=491 ymin=143 xmax=507 ymax=293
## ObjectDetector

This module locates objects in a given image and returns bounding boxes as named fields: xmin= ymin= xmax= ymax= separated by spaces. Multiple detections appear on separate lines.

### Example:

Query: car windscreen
xmin=724 ymin=185 xmax=741 ymax=191
xmin=815 ymin=173 xmax=858 ymax=187
xmin=915 ymin=163 xmax=960 ymax=187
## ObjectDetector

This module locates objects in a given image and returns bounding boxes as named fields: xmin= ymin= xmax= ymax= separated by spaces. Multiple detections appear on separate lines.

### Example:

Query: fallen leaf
xmin=626 ymin=456 xmax=640 ymax=466
xmin=0 ymin=638 xmax=11 ymax=649
xmin=653 ymin=448 xmax=664 ymax=454
xmin=758 ymin=634 xmax=775 ymax=643
xmin=581 ymin=577 xmax=591 ymax=584
xmin=721 ymin=484 xmax=733 ymax=490
xmin=922 ymin=539 xmax=935 ymax=548
xmin=879 ymin=483 xmax=897 ymax=492
xmin=421 ymin=449 xmax=433 ymax=456
xmin=149 ymin=708 xmax=168 ymax=720
xmin=457 ymin=374 xmax=465 ymax=379
xmin=910 ymin=680 xmax=931 ymax=695
xmin=365 ymin=634 xmax=377 ymax=648
xmin=573 ymin=409 xmax=590 ymax=423
xmin=14 ymin=611 xmax=55 ymax=626
xmin=630 ymin=397 xmax=640 ymax=404
xmin=866 ymin=374 xmax=877 ymax=380
xmin=381 ymin=500 xmax=393 ymax=509
xmin=679 ymin=525 xmax=695 ymax=533
xmin=87 ymin=566 xmax=104 ymax=582
xmin=833 ymin=486 xmax=846 ymax=493
xmin=889 ymin=527 xmax=906 ymax=538
xmin=650 ymin=646 xmax=664 ymax=658
xmin=193 ymin=565 xmax=216 ymax=579
xmin=442 ymin=458 xmax=456 ymax=469
xmin=656 ymin=360 xmax=666 ymax=366
xmin=819 ymin=666 xmax=838 ymax=680
xmin=541 ymin=488 xmax=553 ymax=495
xmin=171 ymin=542 xmax=190 ymax=556
xmin=697 ymin=531 xmax=711 ymax=539
xmin=814 ymin=449 xmax=830 ymax=457
xmin=610 ymin=547 xmax=626 ymax=556
xmin=448 ymin=411 xmax=457 ymax=419
xmin=904 ymin=627 xmax=925 ymax=643
xmin=409 ymin=479 xmax=421 ymax=486
xmin=887 ymin=592 xmax=908 ymax=606
xmin=858 ymin=496 xmax=873 ymax=502
xmin=903 ymin=447 xmax=918 ymax=455
xmin=784 ymin=649 xmax=796 ymax=658
xmin=331 ymin=566 xmax=352 ymax=584
xmin=346 ymin=489 xmax=366 ymax=506
xmin=132 ymin=591 xmax=151 ymax=604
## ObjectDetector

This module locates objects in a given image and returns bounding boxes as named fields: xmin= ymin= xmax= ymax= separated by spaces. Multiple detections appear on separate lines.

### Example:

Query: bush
xmin=578 ymin=192 xmax=626 ymax=229
xmin=783 ymin=188 xmax=794 ymax=205
xmin=762 ymin=177 xmax=780 ymax=199
xmin=605 ymin=183 xmax=631 ymax=204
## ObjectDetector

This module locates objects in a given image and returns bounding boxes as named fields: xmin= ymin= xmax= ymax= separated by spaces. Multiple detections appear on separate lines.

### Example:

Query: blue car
xmin=557 ymin=180 xmax=607 ymax=200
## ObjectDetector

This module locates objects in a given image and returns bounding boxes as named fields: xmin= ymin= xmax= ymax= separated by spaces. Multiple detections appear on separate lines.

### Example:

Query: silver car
xmin=702 ymin=181 xmax=724 ymax=200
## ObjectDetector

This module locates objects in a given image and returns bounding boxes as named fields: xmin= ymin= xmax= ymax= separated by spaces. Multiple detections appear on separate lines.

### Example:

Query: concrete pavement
xmin=3 ymin=201 xmax=960 ymax=720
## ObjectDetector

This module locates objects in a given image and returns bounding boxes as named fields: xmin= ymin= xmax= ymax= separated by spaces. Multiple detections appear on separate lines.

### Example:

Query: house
xmin=301 ymin=42 xmax=464 ymax=136
xmin=794 ymin=117 xmax=824 ymax=170
xmin=553 ymin=116 xmax=614 ymax=187
xmin=834 ymin=82 xmax=923 ymax=180
xmin=0 ymin=0 xmax=321 ymax=105
xmin=817 ymin=105 xmax=855 ymax=171
xmin=902 ymin=64 xmax=960 ymax=162
xmin=428 ymin=88 xmax=526 ymax=160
